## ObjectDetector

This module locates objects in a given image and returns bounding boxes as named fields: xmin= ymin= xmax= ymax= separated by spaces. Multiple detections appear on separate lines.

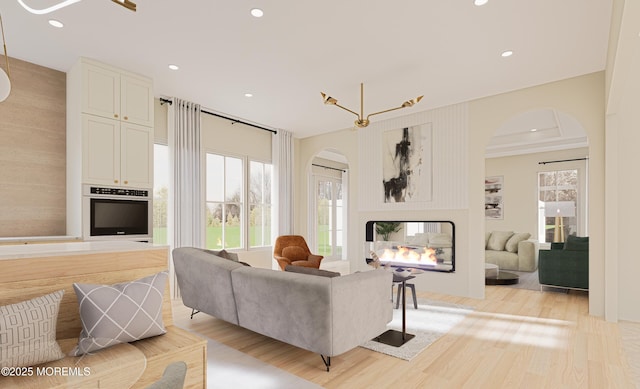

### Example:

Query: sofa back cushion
xmin=564 ymin=235 xmax=589 ymax=251
xmin=284 ymin=265 xmax=341 ymax=278
xmin=427 ymin=233 xmax=452 ymax=248
xmin=486 ymin=231 xmax=514 ymax=251
xmin=505 ymin=232 xmax=531 ymax=253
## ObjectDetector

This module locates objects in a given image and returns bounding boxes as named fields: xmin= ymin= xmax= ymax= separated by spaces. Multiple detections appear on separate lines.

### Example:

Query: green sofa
xmin=538 ymin=236 xmax=589 ymax=291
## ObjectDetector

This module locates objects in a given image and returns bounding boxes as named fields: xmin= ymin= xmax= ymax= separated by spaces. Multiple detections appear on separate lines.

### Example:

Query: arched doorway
xmin=308 ymin=149 xmax=349 ymax=264
xmin=484 ymin=108 xmax=589 ymax=289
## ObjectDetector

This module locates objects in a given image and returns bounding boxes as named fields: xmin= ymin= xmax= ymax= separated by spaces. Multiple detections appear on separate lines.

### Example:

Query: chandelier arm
xmin=366 ymin=105 xmax=406 ymax=120
xmin=111 ymin=0 xmax=137 ymax=11
xmin=334 ymin=103 xmax=361 ymax=119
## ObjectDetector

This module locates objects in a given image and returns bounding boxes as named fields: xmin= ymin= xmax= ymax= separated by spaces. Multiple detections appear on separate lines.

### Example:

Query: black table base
xmin=374 ymin=329 xmax=415 ymax=347
xmin=373 ymin=275 xmax=416 ymax=347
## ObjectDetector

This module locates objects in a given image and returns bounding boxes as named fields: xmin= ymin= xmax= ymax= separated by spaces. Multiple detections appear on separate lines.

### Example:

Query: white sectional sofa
xmin=485 ymin=231 xmax=539 ymax=272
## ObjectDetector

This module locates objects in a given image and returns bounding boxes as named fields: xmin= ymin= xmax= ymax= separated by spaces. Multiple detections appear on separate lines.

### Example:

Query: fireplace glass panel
xmin=365 ymin=221 xmax=455 ymax=272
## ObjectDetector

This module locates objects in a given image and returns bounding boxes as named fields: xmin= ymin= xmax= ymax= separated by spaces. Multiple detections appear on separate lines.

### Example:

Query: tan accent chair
xmin=273 ymin=235 xmax=323 ymax=270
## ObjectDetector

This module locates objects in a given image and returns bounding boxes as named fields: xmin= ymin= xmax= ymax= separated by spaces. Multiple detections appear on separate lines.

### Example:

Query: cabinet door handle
xmin=124 ymin=180 xmax=128 ymax=185
xmin=124 ymin=116 xmax=128 ymax=120
xmin=114 ymin=114 xmax=119 ymax=118
xmin=114 ymin=180 xmax=119 ymax=184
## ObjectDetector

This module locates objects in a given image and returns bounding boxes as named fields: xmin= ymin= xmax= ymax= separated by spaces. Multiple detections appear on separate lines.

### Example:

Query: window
xmin=206 ymin=154 xmax=243 ymax=249
xmin=153 ymin=144 xmax=169 ymax=244
xmin=249 ymin=161 xmax=272 ymax=248
xmin=315 ymin=176 xmax=343 ymax=259
xmin=538 ymin=169 xmax=578 ymax=243
xmin=205 ymin=153 xmax=272 ymax=250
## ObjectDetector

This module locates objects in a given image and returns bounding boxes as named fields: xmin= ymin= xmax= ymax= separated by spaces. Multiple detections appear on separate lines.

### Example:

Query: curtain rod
xmin=312 ymin=163 xmax=346 ymax=173
xmin=538 ymin=157 xmax=588 ymax=165
xmin=159 ymin=98 xmax=277 ymax=134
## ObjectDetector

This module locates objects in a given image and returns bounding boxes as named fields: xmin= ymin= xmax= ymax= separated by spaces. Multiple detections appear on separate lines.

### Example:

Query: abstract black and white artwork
xmin=485 ymin=176 xmax=503 ymax=219
xmin=382 ymin=124 xmax=432 ymax=203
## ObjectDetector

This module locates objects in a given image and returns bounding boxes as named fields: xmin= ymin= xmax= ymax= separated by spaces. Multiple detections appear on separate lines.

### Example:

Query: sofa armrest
xmin=517 ymin=239 xmax=539 ymax=271
xmin=330 ymin=270 xmax=393 ymax=356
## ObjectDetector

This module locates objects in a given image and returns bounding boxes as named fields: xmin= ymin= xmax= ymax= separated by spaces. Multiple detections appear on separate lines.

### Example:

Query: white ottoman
xmin=485 ymin=263 xmax=499 ymax=278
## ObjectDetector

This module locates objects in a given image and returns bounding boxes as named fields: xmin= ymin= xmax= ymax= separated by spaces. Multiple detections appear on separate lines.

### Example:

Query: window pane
xmin=153 ymin=144 xmax=169 ymax=244
xmin=206 ymin=154 xmax=224 ymax=202
xmin=224 ymin=203 xmax=242 ymax=249
xmin=250 ymin=161 xmax=263 ymax=203
xmin=538 ymin=169 xmax=578 ymax=243
xmin=205 ymin=203 xmax=223 ymax=249
xmin=264 ymin=165 xmax=272 ymax=204
xmin=225 ymin=157 xmax=243 ymax=202
xmin=249 ymin=204 xmax=269 ymax=247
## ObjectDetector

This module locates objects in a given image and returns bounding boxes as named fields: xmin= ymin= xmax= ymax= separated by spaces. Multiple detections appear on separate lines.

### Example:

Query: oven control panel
xmin=89 ymin=186 xmax=149 ymax=197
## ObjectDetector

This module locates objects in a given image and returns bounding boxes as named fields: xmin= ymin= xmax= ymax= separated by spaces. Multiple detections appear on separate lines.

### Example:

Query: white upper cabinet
xmin=68 ymin=58 xmax=155 ymax=189
xmin=121 ymin=74 xmax=154 ymax=127
xmin=81 ymin=60 xmax=154 ymax=127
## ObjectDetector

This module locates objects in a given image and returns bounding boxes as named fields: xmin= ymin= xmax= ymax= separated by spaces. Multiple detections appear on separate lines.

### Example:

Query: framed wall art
xmin=485 ymin=176 xmax=503 ymax=219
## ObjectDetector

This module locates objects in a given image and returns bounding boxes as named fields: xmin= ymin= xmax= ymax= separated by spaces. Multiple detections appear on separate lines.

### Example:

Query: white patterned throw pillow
xmin=0 ymin=290 xmax=66 ymax=367
xmin=70 ymin=271 xmax=168 ymax=356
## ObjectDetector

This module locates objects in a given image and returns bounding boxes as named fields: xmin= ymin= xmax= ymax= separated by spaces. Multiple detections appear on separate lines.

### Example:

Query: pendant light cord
xmin=0 ymin=13 xmax=10 ymax=79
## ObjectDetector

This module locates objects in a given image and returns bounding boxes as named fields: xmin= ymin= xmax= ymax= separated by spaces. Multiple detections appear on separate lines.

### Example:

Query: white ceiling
xmin=2 ymin=0 xmax=612 ymax=139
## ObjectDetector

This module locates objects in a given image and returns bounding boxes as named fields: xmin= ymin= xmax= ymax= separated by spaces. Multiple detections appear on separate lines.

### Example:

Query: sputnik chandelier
xmin=321 ymin=83 xmax=423 ymax=128
xmin=17 ymin=0 xmax=136 ymax=14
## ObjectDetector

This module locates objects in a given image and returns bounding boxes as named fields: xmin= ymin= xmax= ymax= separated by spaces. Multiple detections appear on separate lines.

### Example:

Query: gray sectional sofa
xmin=172 ymin=247 xmax=393 ymax=371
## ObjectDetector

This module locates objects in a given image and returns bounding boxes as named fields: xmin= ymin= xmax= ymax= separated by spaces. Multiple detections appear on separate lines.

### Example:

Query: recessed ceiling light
xmin=250 ymin=8 xmax=264 ymax=18
xmin=501 ymin=50 xmax=514 ymax=57
xmin=474 ymin=0 xmax=489 ymax=6
xmin=168 ymin=64 xmax=179 ymax=70
xmin=48 ymin=19 xmax=64 ymax=28
xmin=244 ymin=93 xmax=253 ymax=98
xmin=530 ymin=128 xmax=538 ymax=132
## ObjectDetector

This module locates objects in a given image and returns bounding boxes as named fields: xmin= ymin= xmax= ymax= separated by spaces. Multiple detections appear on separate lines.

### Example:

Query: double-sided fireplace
xmin=365 ymin=221 xmax=455 ymax=273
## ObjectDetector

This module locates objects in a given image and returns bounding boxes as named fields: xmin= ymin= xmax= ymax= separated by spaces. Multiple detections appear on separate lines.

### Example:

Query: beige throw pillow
xmin=505 ymin=232 xmax=531 ymax=253
xmin=0 ymin=290 xmax=65 ymax=368
xmin=486 ymin=231 xmax=514 ymax=251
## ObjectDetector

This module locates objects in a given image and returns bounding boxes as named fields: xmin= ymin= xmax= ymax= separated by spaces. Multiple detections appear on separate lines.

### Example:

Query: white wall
xmin=605 ymin=0 xmax=640 ymax=322
xmin=469 ymin=72 xmax=606 ymax=315
xmin=297 ymin=72 xmax=606 ymax=310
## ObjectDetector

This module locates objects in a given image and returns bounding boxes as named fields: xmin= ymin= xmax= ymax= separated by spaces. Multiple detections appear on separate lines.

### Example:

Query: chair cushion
xmin=281 ymin=246 xmax=308 ymax=261
xmin=487 ymin=231 xmax=514 ymax=251
xmin=0 ymin=290 xmax=65 ymax=368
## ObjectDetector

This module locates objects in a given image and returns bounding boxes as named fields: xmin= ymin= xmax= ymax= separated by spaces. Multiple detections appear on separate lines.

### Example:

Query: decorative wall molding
xmin=358 ymin=103 xmax=468 ymax=211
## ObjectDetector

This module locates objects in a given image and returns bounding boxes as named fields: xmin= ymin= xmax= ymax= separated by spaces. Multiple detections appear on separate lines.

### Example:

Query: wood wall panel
xmin=0 ymin=55 xmax=66 ymax=237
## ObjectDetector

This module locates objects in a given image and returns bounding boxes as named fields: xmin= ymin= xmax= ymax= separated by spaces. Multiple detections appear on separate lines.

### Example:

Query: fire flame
xmin=379 ymin=246 xmax=438 ymax=266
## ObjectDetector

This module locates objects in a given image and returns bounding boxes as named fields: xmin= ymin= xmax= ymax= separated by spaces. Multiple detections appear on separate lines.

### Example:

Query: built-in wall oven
xmin=82 ymin=185 xmax=152 ymax=241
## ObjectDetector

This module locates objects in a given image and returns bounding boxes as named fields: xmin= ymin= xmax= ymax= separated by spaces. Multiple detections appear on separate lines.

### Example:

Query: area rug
xmin=503 ymin=270 xmax=541 ymax=291
xmin=360 ymin=299 xmax=473 ymax=361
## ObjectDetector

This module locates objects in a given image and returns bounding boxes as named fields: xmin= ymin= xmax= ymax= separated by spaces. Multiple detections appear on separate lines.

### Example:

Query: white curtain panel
xmin=168 ymin=98 xmax=203 ymax=297
xmin=271 ymin=129 xmax=294 ymax=241
xmin=341 ymin=169 xmax=349 ymax=260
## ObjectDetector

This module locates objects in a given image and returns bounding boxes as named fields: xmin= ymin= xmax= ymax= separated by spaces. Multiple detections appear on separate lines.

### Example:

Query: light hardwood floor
xmin=173 ymin=286 xmax=638 ymax=388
